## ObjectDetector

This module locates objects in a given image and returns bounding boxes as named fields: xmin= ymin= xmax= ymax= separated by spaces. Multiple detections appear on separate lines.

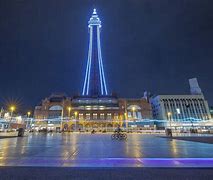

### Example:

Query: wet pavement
xmin=0 ymin=133 xmax=213 ymax=167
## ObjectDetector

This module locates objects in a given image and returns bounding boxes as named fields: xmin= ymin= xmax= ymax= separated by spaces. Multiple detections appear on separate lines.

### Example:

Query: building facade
xmin=151 ymin=94 xmax=211 ymax=121
xmin=34 ymin=94 xmax=152 ymax=131
xmin=150 ymin=78 xmax=211 ymax=128
xmin=210 ymin=106 xmax=213 ymax=119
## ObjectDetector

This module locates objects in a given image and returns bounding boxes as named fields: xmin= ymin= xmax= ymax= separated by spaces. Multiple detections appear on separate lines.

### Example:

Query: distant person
xmin=115 ymin=125 xmax=122 ymax=134
xmin=91 ymin=129 xmax=95 ymax=134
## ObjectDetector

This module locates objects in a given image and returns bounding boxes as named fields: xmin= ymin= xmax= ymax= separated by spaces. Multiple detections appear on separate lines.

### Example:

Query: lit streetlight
xmin=74 ymin=111 xmax=78 ymax=118
xmin=9 ymin=106 xmax=15 ymax=129
xmin=124 ymin=112 xmax=128 ymax=131
xmin=10 ymin=106 xmax=15 ymax=116
xmin=166 ymin=112 xmax=173 ymax=137
xmin=132 ymin=106 xmax=136 ymax=119
xmin=167 ymin=112 xmax=172 ymax=128
xmin=74 ymin=111 xmax=78 ymax=131
xmin=60 ymin=103 xmax=64 ymax=132
xmin=27 ymin=111 xmax=31 ymax=117
xmin=67 ymin=106 xmax=71 ymax=117
xmin=26 ymin=111 xmax=31 ymax=129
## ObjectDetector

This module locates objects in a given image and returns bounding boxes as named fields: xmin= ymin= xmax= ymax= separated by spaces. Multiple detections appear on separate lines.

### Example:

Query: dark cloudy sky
xmin=0 ymin=0 xmax=213 ymax=111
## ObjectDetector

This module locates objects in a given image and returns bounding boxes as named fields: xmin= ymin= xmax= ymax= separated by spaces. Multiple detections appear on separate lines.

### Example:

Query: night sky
xmin=0 ymin=0 xmax=213 ymax=112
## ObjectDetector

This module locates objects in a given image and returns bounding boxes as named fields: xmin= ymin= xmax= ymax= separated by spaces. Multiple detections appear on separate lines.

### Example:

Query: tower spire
xmin=93 ymin=8 xmax=97 ymax=14
xmin=82 ymin=9 xmax=108 ymax=96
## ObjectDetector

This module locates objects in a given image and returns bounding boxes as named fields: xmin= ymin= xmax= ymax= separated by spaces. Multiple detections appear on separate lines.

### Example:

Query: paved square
xmin=0 ymin=134 xmax=213 ymax=167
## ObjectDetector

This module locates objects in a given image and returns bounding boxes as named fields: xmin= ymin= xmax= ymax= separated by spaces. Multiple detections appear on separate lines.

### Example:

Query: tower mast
xmin=82 ymin=9 xmax=108 ymax=96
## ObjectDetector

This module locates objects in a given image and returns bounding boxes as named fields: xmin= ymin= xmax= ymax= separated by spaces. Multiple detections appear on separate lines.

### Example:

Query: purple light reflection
xmin=11 ymin=158 xmax=213 ymax=168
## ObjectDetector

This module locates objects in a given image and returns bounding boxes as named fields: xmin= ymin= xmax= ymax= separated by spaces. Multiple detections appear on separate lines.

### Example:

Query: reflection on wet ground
xmin=0 ymin=134 xmax=212 ymax=167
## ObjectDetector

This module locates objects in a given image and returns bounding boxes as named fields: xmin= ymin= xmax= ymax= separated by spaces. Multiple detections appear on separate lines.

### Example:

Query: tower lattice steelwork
xmin=82 ymin=9 xmax=108 ymax=96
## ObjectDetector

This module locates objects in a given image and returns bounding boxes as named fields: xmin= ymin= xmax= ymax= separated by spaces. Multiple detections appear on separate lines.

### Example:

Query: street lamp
xmin=191 ymin=118 xmax=194 ymax=129
xmin=167 ymin=112 xmax=172 ymax=128
xmin=67 ymin=106 xmax=71 ymax=117
xmin=27 ymin=111 xmax=31 ymax=129
xmin=74 ymin=111 xmax=78 ymax=132
xmin=10 ymin=106 xmax=15 ymax=116
xmin=27 ymin=111 xmax=31 ymax=117
xmin=124 ymin=112 xmax=128 ymax=131
xmin=9 ymin=106 xmax=15 ymax=129
xmin=166 ymin=112 xmax=173 ymax=137
xmin=74 ymin=111 xmax=78 ymax=118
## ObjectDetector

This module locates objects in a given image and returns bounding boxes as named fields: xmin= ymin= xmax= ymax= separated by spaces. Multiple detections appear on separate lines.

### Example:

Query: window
xmin=100 ymin=113 xmax=105 ymax=119
xmin=93 ymin=113 xmax=97 ymax=120
xmin=86 ymin=113 xmax=90 ymax=120
xmin=114 ymin=113 xmax=119 ymax=120
xmin=107 ymin=113 xmax=112 ymax=120
xmin=79 ymin=113 xmax=84 ymax=120
xmin=137 ymin=112 xmax=142 ymax=119
xmin=49 ymin=105 xmax=63 ymax=111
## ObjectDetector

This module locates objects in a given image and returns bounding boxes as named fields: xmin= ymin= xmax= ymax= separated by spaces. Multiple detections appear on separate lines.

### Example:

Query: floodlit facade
xmin=151 ymin=94 xmax=211 ymax=121
xmin=150 ymin=78 xmax=211 ymax=128
xmin=34 ymin=94 xmax=152 ymax=131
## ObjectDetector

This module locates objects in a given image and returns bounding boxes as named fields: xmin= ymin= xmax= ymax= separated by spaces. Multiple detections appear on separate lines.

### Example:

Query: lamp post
xmin=67 ymin=107 xmax=71 ymax=118
xmin=27 ymin=111 xmax=31 ymax=129
xmin=27 ymin=111 xmax=31 ymax=117
xmin=167 ymin=112 xmax=172 ymax=128
xmin=189 ymin=117 xmax=194 ymax=133
xmin=60 ymin=105 xmax=64 ymax=132
xmin=166 ymin=112 xmax=173 ymax=137
xmin=74 ymin=111 xmax=78 ymax=132
xmin=191 ymin=119 xmax=194 ymax=129
xmin=130 ymin=106 xmax=137 ymax=131
xmin=67 ymin=106 xmax=71 ymax=132
xmin=9 ymin=106 xmax=15 ymax=130
xmin=124 ymin=112 xmax=128 ymax=131
xmin=124 ymin=101 xmax=128 ymax=131
xmin=10 ymin=106 xmax=15 ymax=118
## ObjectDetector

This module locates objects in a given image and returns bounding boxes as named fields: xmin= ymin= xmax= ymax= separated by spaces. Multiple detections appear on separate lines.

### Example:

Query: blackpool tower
xmin=82 ymin=9 xmax=108 ymax=97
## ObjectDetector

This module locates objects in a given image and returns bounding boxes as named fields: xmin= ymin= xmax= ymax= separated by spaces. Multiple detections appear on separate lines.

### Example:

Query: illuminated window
xmin=100 ymin=113 xmax=105 ymax=119
xmin=114 ymin=113 xmax=119 ymax=120
xmin=107 ymin=113 xmax=112 ymax=120
xmin=49 ymin=105 xmax=63 ymax=111
xmin=79 ymin=113 xmax=84 ymax=120
xmin=99 ymin=106 xmax=105 ymax=110
xmin=137 ymin=112 xmax=142 ymax=119
xmin=128 ymin=112 xmax=131 ymax=118
xmin=86 ymin=113 xmax=90 ymax=120
xmin=93 ymin=113 xmax=98 ymax=120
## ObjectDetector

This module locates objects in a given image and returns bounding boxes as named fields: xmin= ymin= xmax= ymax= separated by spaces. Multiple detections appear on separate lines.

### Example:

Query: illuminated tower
xmin=82 ymin=9 xmax=108 ymax=96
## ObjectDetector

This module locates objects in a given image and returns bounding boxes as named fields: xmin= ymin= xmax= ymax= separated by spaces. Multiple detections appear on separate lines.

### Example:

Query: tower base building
xmin=34 ymin=93 xmax=152 ymax=132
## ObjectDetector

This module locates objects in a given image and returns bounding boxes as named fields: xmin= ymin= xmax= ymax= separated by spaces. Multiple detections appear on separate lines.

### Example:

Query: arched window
xmin=49 ymin=105 xmax=63 ymax=111
xmin=127 ymin=105 xmax=141 ymax=110
xmin=127 ymin=105 xmax=142 ymax=119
